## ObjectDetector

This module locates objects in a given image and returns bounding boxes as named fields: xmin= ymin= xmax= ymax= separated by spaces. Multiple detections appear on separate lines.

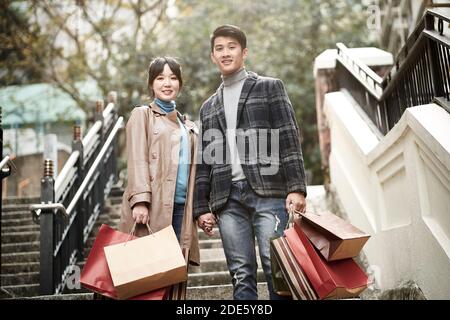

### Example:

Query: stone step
xmin=0 ymin=283 xmax=39 ymax=298
xmin=1 ymin=271 xmax=39 ymax=286
xmin=190 ymin=260 xmax=228 ymax=274
xmin=2 ymin=205 xmax=36 ymax=213
xmin=199 ymin=247 xmax=226 ymax=262
xmin=1 ymin=283 xmax=272 ymax=300
xmin=198 ymin=239 xmax=223 ymax=250
xmin=1 ymin=231 xmax=39 ymax=244
xmin=1 ymin=224 xmax=40 ymax=233
xmin=198 ymin=228 xmax=221 ymax=241
xmin=2 ymin=197 xmax=41 ymax=205
xmin=1 ymin=262 xmax=40 ymax=274
xmin=17 ymin=293 xmax=94 ymax=300
xmin=187 ymin=269 xmax=266 ymax=287
xmin=109 ymin=187 xmax=124 ymax=197
xmin=189 ymin=253 xmax=262 ymax=274
xmin=109 ymin=197 xmax=123 ymax=205
xmin=1 ymin=251 xmax=39 ymax=264
xmin=1 ymin=209 xmax=121 ymax=221
xmin=16 ymin=283 xmax=271 ymax=300
xmin=1 ymin=217 xmax=36 ymax=227
xmin=186 ymin=283 xmax=269 ymax=300
xmin=1 ymin=241 xmax=40 ymax=254
xmin=0 ymin=225 xmax=118 ymax=254
xmin=0 ymin=279 xmax=91 ymax=299
xmin=95 ymin=217 xmax=120 ymax=228
xmin=0 ymin=216 xmax=119 ymax=244
xmin=1 ymin=210 xmax=34 ymax=220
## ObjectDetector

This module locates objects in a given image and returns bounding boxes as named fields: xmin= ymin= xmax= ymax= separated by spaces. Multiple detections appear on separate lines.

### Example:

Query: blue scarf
xmin=155 ymin=98 xmax=176 ymax=113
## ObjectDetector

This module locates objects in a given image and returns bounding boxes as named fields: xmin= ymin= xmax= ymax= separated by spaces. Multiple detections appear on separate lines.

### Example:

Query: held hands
xmin=197 ymin=212 xmax=216 ymax=237
xmin=132 ymin=203 xmax=149 ymax=224
xmin=285 ymin=192 xmax=306 ymax=214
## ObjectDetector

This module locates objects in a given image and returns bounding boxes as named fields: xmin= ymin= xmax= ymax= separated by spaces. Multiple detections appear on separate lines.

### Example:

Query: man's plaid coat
xmin=193 ymin=71 xmax=307 ymax=218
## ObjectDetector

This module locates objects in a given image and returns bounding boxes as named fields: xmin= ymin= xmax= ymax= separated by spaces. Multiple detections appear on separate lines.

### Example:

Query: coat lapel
xmin=236 ymin=72 xmax=258 ymax=127
xmin=212 ymin=83 xmax=228 ymax=133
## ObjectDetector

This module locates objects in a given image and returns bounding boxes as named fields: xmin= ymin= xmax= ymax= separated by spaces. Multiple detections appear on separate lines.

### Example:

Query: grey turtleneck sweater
xmin=222 ymin=68 xmax=248 ymax=181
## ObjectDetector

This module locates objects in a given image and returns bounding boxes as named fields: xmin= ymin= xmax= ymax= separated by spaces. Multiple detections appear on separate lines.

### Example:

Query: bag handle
xmin=287 ymin=204 xmax=321 ymax=229
xmin=124 ymin=222 xmax=154 ymax=245
xmin=288 ymin=204 xmax=320 ymax=217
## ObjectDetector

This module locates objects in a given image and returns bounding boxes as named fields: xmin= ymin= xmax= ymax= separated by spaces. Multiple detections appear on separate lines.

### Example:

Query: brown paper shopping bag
xmin=80 ymin=224 xmax=167 ymax=300
xmin=296 ymin=210 xmax=370 ymax=261
xmin=104 ymin=224 xmax=187 ymax=300
xmin=284 ymin=221 xmax=369 ymax=299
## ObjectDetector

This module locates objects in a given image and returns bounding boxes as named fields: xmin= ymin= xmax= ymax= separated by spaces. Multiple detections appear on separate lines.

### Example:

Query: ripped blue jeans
xmin=217 ymin=179 xmax=289 ymax=300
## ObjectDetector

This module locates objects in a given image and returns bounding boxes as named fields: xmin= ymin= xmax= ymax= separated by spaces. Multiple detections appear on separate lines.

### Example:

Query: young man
xmin=194 ymin=25 xmax=307 ymax=300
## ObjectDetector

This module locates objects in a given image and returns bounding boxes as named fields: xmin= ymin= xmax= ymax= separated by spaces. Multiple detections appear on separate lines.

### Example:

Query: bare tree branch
xmin=147 ymin=1 xmax=166 ymax=35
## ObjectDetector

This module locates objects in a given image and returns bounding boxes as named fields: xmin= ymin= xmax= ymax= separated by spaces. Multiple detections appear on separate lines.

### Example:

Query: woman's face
xmin=152 ymin=64 xmax=180 ymax=101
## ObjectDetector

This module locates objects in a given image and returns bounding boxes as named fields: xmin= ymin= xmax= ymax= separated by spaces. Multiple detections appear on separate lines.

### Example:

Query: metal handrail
xmin=82 ymin=121 xmax=102 ymax=148
xmin=66 ymin=117 xmax=123 ymax=215
xmin=54 ymin=98 xmax=118 ymax=201
xmin=54 ymin=151 xmax=79 ymax=198
xmin=427 ymin=7 xmax=450 ymax=22
xmin=335 ymin=8 xmax=450 ymax=134
xmin=103 ymin=102 xmax=115 ymax=118
xmin=24 ymin=91 xmax=120 ymax=295
xmin=336 ymin=43 xmax=384 ymax=99
xmin=30 ymin=203 xmax=68 ymax=223
xmin=30 ymin=116 xmax=123 ymax=220
xmin=341 ymin=8 xmax=449 ymax=102
xmin=0 ymin=155 xmax=10 ymax=171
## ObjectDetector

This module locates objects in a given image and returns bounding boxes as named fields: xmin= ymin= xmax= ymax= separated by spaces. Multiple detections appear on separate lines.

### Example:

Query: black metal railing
xmin=0 ymin=107 xmax=12 ymax=288
xmin=29 ymin=91 xmax=123 ymax=295
xmin=336 ymin=9 xmax=450 ymax=135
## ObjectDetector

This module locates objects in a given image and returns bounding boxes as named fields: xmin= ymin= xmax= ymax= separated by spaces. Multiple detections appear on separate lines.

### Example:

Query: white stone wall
xmin=324 ymin=91 xmax=450 ymax=299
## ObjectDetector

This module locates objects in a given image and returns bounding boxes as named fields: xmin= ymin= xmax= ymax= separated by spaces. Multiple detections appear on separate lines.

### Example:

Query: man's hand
xmin=285 ymin=192 xmax=306 ymax=214
xmin=197 ymin=212 xmax=216 ymax=237
xmin=132 ymin=203 xmax=149 ymax=224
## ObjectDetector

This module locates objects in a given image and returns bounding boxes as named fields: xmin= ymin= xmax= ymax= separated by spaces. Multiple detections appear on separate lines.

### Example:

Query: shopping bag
xmin=297 ymin=210 xmax=370 ymax=261
xmin=270 ymin=237 xmax=317 ymax=299
xmin=165 ymin=248 xmax=190 ymax=300
xmin=270 ymin=237 xmax=293 ymax=297
xmin=80 ymin=224 xmax=166 ymax=300
xmin=284 ymin=220 xmax=369 ymax=299
xmin=104 ymin=225 xmax=188 ymax=300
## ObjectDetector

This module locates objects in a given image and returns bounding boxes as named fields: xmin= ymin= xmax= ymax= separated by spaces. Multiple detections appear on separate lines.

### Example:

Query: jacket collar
xmin=149 ymin=101 xmax=178 ymax=123
xmin=213 ymin=71 xmax=258 ymax=133
xmin=149 ymin=102 xmax=197 ymax=134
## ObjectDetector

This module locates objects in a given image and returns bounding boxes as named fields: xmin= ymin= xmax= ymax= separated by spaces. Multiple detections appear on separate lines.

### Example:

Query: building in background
xmin=0 ymin=80 xmax=102 ymax=196
xmin=366 ymin=0 xmax=450 ymax=55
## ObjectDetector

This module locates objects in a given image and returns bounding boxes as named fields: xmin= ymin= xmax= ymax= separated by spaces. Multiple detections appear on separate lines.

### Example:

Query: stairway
xmin=0 ymin=186 xmax=269 ymax=300
xmin=1 ymin=185 xmax=376 ymax=300
xmin=0 ymin=192 xmax=121 ymax=299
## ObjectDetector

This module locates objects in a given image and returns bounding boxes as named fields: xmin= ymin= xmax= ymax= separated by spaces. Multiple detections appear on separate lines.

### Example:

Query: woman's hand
xmin=132 ymin=203 xmax=149 ymax=224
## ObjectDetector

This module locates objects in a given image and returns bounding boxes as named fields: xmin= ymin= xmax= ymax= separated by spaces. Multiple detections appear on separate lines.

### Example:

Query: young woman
xmin=119 ymin=57 xmax=199 ymax=298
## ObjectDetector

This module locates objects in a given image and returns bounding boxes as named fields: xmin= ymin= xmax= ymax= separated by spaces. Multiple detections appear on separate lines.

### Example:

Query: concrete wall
xmin=324 ymin=91 xmax=450 ymax=299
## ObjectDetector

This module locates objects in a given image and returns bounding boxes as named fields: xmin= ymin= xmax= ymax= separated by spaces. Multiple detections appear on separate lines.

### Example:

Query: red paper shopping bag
xmin=80 ymin=224 xmax=166 ymax=300
xmin=284 ymin=220 xmax=369 ymax=299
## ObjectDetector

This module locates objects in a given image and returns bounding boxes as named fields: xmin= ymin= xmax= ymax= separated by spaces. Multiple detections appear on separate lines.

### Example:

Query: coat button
xmin=152 ymin=152 xmax=157 ymax=159
xmin=150 ymin=176 xmax=154 ymax=181
xmin=153 ymin=130 xmax=159 ymax=135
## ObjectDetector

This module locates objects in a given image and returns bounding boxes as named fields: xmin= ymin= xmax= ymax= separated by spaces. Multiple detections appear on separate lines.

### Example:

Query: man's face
xmin=211 ymin=36 xmax=248 ymax=76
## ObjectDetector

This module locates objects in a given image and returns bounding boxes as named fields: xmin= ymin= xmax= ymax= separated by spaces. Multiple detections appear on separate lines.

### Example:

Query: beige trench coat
xmin=119 ymin=102 xmax=200 ymax=266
